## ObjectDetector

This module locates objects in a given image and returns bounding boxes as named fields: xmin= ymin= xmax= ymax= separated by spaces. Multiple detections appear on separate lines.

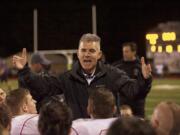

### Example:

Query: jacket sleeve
xmin=18 ymin=74 xmax=28 ymax=89
xmin=113 ymin=67 xmax=152 ymax=100
xmin=18 ymin=64 xmax=63 ymax=100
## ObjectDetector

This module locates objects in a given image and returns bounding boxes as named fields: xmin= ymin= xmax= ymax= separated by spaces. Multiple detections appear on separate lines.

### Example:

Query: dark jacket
xmin=113 ymin=58 xmax=141 ymax=79
xmin=18 ymin=68 xmax=52 ymax=112
xmin=113 ymin=58 xmax=150 ymax=117
xmin=18 ymin=61 xmax=152 ymax=119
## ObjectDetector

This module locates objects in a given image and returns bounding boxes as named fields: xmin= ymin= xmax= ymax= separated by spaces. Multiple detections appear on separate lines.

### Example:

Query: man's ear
xmin=152 ymin=118 xmax=159 ymax=129
xmin=77 ymin=50 xmax=80 ymax=59
xmin=22 ymin=103 xmax=28 ymax=113
xmin=98 ymin=51 xmax=102 ymax=60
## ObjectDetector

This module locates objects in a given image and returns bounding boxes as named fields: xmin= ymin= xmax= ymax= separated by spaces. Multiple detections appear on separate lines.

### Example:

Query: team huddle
xmin=0 ymin=33 xmax=179 ymax=135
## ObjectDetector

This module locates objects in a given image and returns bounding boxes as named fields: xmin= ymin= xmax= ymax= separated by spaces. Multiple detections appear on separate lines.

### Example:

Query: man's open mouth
xmin=83 ymin=60 xmax=92 ymax=63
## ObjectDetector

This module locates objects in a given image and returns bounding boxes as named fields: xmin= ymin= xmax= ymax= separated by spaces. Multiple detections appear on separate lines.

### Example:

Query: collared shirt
xmin=82 ymin=70 xmax=96 ymax=85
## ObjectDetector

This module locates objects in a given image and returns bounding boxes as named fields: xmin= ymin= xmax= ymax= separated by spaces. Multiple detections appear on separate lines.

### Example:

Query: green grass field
xmin=1 ymin=78 xmax=180 ymax=118
xmin=145 ymin=78 xmax=180 ymax=118
xmin=0 ymin=79 xmax=18 ymax=93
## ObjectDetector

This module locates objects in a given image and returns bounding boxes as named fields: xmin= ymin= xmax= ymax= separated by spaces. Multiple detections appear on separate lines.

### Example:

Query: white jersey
xmin=11 ymin=114 xmax=40 ymax=135
xmin=71 ymin=118 xmax=117 ymax=135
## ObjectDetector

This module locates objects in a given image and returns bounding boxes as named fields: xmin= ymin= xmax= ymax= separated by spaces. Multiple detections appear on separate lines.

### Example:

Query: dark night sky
xmin=0 ymin=0 xmax=180 ymax=63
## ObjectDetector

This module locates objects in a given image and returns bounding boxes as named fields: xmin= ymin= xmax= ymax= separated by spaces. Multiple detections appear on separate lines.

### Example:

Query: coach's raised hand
xmin=12 ymin=48 xmax=27 ymax=70
xmin=141 ymin=57 xmax=152 ymax=79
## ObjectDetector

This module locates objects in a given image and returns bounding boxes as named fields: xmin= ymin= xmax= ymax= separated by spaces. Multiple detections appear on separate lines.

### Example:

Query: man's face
xmin=31 ymin=63 xmax=43 ymax=73
xmin=77 ymin=41 xmax=102 ymax=74
xmin=123 ymin=46 xmax=136 ymax=61
xmin=24 ymin=94 xmax=37 ymax=114
xmin=0 ymin=88 xmax=6 ymax=104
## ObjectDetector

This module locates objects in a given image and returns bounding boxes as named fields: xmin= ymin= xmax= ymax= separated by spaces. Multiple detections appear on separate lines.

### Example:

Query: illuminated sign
xmin=158 ymin=46 xmax=162 ymax=53
xmin=151 ymin=45 xmax=156 ymax=52
xmin=146 ymin=32 xmax=179 ymax=53
xmin=166 ymin=45 xmax=173 ymax=53
xmin=146 ymin=34 xmax=158 ymax=45
xmin=162 ymin=32 xmax=176 ymax=41
xmin=178 ymin=45 xmax=180 ymax=53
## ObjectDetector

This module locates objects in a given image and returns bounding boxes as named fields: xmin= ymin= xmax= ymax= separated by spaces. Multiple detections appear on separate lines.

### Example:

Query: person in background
xmin=30 ymin=52 xmax=51 ymax=74
xmin=0 ymin=88 xmax=6 ymax=105
xmin=113 ymin=42 xmax=151 ymax=118
xmin=0 ymin=58 xmax=9 ymax=83
xmin=18 ymin=52 xmax=52 ymax=112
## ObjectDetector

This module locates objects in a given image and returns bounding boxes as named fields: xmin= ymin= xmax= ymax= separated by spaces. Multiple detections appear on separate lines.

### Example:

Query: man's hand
xmin=12 ymin=48 xmax=27 ymax=70
xmin=141 ymin=57 xmax=152 ymax=79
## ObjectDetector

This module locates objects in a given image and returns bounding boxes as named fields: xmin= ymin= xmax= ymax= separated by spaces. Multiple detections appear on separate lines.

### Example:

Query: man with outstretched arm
xmin=13 ymin=33 xmax=152 ymax=119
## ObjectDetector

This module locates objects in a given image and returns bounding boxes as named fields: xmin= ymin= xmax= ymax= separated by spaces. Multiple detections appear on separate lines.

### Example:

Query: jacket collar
xmin=70 ymin=61 xmax=107 ymax=83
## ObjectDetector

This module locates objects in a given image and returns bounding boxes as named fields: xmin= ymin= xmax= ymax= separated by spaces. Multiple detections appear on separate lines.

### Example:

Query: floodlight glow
xmin=162 ymin=32 xmax=176 ymax=41
xmin=146 ymin=34 xmax=158 ymax=45
xmin=151 ymin=45 xmax=156 ymax=52
xmin=158 ymin=46 xmax=162 ymax=53
xmin=166 ymin=45 xmax=173 ymax=53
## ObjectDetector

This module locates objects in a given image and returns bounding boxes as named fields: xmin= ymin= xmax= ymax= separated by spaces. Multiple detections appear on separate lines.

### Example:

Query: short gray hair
xmin=79 ymin=33 xmax=101 ymax=50
xmin=79 ymin=33 xmax=101 ymax=43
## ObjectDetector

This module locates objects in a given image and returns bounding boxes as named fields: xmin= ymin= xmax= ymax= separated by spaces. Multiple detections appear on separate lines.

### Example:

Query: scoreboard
xmin=146 ymin=32 xmax=180 ymax=53
xmin=146 ymin=32 xmax=180 ymax=74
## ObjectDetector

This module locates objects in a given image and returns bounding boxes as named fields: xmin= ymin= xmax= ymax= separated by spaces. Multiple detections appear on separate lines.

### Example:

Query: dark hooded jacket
xmin=113 ymin=58 xmax=150 ymax=117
